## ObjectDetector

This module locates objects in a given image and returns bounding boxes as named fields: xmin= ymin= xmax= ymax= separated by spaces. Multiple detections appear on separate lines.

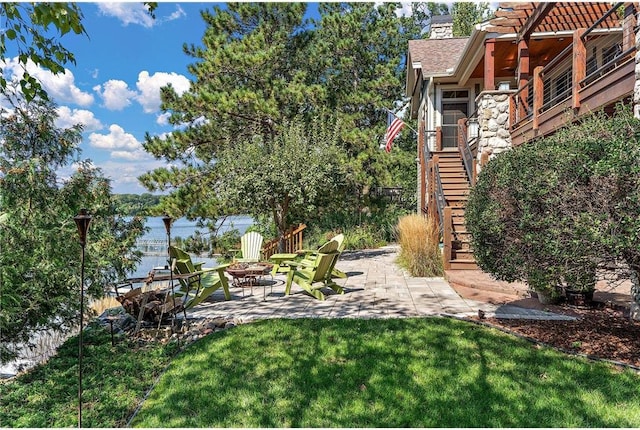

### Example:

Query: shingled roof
xmin=407 ymin=38 xmax=469 ymax=76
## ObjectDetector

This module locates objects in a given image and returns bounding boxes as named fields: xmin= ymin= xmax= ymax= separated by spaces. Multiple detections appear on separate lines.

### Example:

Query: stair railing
xmin=443 ymin=207 xmax=453 ymax=270
xmin=458 ymin=117 xmax=477 ymax=186
xmin=433 ymin=163 xmax=446 ymax=236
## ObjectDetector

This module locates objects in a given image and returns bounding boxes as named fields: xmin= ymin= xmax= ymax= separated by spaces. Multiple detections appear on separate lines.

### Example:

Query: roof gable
xmin=408 ymin=38 xmax=469 ymax=76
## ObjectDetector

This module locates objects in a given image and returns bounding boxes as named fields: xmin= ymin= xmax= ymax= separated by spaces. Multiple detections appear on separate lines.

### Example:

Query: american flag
xmin=385 ymin=111 xmax=404 ymax=153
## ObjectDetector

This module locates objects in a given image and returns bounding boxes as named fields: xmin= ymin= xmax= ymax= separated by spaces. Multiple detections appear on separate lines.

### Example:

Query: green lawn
xmin=2 ymin=317 xmax=640 ymax=427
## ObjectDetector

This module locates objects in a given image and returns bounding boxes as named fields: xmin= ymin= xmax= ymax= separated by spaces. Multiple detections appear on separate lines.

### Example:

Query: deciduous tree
xmin=0 ymin=97 xmax=144 ymax=364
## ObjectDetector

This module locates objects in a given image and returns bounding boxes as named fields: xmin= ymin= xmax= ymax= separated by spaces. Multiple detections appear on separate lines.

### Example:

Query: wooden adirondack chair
xmin=234 ymin=231 xmax=264 ymax=263
xmin=169 ymin=246 xmax=231 ymax=308
xmin=297 ymin=234 xmax=347 ymax=279
xmin=284 ymin=239 xmax=344 ymax=300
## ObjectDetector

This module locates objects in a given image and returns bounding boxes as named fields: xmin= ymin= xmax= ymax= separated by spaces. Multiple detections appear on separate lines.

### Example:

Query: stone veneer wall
xmin=430 ymin=22 xmax=453 ymax=40
xmin=475 ymin=91 xmax=513 ymax=174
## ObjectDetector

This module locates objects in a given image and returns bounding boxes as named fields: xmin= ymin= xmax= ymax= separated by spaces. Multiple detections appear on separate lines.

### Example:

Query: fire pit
xmin=225 ymin=262 xmax=274 ymax=300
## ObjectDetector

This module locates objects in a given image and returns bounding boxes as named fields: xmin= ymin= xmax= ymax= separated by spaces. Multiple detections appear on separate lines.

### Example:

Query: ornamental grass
xmin=396 ymin=213 xmax=444 ymax=277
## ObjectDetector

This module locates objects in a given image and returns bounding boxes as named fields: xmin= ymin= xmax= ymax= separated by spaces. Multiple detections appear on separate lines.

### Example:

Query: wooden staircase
xmin=432 ymin=150 xmax=477 ymax=270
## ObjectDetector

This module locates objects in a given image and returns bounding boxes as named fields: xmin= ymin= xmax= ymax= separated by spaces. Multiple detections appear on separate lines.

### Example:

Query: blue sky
xmin=1 ymin=2 xmax=321 ymax=194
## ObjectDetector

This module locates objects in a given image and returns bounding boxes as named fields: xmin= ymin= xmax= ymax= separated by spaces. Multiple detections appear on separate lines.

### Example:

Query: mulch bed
xmin=475 ymin=304 xmax=640 ymax=368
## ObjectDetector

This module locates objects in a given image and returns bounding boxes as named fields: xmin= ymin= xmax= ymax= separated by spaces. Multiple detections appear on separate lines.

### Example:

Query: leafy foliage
xmin=0 ymin=97 xmax=145 ymax=364
xmin=0 ymin=3 xmax=87 ymax=101
xmin=140 ymin=2 xmax=423 ymax=240
xmin=451 ymin=2 xmax=493 ymax=37
xmin=466 ymin=105 xmax=640 ymax=303
xmin=113 ymin=193 xmax=161 ymax=216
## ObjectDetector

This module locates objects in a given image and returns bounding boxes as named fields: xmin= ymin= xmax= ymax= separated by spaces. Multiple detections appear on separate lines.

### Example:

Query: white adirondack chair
xmin=236 ymin=231 xmax=264 ymax=262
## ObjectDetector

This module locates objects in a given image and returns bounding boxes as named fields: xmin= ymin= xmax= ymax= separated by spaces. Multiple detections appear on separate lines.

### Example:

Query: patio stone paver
xmin=188 ymin=245 xmax=576 ymax=322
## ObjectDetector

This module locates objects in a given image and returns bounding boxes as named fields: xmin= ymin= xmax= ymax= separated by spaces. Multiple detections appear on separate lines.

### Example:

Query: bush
xmin=396 ymin=214 xmax=443 ymax=277
xmin=466 ymin=104 xmax=640 ymax=304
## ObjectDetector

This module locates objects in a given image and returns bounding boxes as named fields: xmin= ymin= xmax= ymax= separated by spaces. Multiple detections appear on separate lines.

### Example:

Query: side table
xmin=268 ymin=253 xmax=299 ymax=276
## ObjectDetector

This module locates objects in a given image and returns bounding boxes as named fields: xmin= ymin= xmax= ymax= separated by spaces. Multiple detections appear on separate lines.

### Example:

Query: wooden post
xmin=418 ymin=118 xmax=425 ymax=212
xmin=517 ymin=37 xmax=529 ymax=121
xmin=480 ymin=151 xmax=490 ymax=168
xmin=623 ymin=3 xmax=637 ymax=52
xmin=435 ymin=126 xmax=442 ymax=151
xmin=443 ymin=206 xmax=452 ymax=270
xmin=420 ymin=153 xmax=427 ymax=214
xmin=572 ymin=28 xmax=586 ymax=109
xmin=509 ymin=94 xmax=516 ymax=128
xmin=457 ymin=118 xmax=467 ymax=151
xmin=532 ymin=65 xmax=544 ymax=131
xmin=484 ymin=39 xmax=496 ymax=91
xmin=429 ymin=157 xmax=437 ymax=220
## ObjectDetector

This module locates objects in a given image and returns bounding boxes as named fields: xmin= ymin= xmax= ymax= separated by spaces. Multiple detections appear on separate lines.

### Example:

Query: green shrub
xmin=466 ymin=104 xmax=640 ymax=304
xmin=396 ymin=214 xmax=443 ymax=277
xmin=343 ymin=224 xmax=387 ymax=250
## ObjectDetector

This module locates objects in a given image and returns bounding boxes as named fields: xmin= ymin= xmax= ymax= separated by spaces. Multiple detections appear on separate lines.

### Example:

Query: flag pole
xmin=385 ymin=106 xmax=418 ymax=135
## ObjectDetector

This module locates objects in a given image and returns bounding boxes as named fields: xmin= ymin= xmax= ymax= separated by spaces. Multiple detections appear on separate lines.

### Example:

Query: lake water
xmin=131 ymin=215 xmax=253 ymax=277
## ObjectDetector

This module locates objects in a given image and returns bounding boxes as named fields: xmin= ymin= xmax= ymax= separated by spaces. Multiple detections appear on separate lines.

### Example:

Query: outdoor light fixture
xmin=467 ymin=118 xmax=480 ymax=140
xmin=73 ymin=209 xmax=91 ymax=428
xmin=498 ymin=81 xmax=511 ymax=91
xmin=161 ymin=215 xmax=178 ymax=323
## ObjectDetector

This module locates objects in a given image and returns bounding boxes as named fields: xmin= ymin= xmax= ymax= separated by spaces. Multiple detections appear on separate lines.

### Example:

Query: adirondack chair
xmin=169 ymin=246 xmax=231 ymax=308
xmin=284 ymin=239 xmax=345 ymax=300
xmin=297 ymin=234 xmax=347 ymax=279
xmin=233 ymin=231 xmax=264 ymax=263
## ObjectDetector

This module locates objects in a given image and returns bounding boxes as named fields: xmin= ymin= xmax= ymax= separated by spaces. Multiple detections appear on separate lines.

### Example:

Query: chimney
xmin=430 ymin=15 xmax=453 ymax=39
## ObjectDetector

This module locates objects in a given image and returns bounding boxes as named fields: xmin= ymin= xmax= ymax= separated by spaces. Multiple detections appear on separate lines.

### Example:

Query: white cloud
xmin=97 ymin=3 xmax=187 ymax=28
xmin=98 ymin=159 xmax=168 ymax=194
xmin=1 ymin=57 xmax=94 ymax=106
xmin=89 ymin=124 xmax=142 ymax=151
xmin=111 ymin=149 xmax=150 ymax=161
xmin=136 ymin=71 xmax=190 ymax=113
xmin=164 ymin=5 xmax=186 ymax=22
xmin=56 ymin=106 xmax=103 ymax=131
xmin=97 ymin=3 xmax=156 ymax=28
xmin=93 ymin=80 xmax=137 ymax=111
xmin=156 ymin=112 xmax=171 ymax=126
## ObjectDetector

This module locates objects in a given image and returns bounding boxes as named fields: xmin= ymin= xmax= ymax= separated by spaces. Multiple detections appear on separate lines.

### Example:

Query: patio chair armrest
xmin=285 ymin=260 xmax=314 ymax=270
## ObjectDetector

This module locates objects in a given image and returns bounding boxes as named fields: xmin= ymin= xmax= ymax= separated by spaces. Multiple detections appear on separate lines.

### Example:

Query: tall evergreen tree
xmin=451 ymin=2 xmax=492 ymax=37
xmin=141 ymin=2 xmax=427 ymax=235
xmin=140 ymin=3 xmax=322 ymax=225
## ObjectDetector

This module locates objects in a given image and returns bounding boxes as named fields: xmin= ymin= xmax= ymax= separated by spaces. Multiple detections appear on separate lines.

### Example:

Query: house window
xmin=441 ymin=90 xmax=468 ymax=148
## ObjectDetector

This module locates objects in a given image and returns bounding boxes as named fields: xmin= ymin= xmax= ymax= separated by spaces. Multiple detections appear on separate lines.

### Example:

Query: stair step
xmin=440 ymin=170 xmax=466 ymax=176
xmin=441 ymin=177 xmax=469 ymax=183
xmin=439 ymin=167 xmax=465 ymax=174
xmin=444 ymin=189 xmax=469 ymax=196
xmin=452 ymin=248 xmax=475 ymax=259
xmin=434 ymin=150 xmax=461 ymax=157
xmin=442 ymin=183 xmax=470 ymax=191
xmin=448 ymin=260 xmax=478 ymax=270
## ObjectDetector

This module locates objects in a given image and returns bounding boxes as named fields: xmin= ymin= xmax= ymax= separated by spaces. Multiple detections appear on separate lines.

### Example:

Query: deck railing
xmin=509 ymin=2 xmax=633 ymax=136
xmin=262 ymin=223 xmax=306 ymax=259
